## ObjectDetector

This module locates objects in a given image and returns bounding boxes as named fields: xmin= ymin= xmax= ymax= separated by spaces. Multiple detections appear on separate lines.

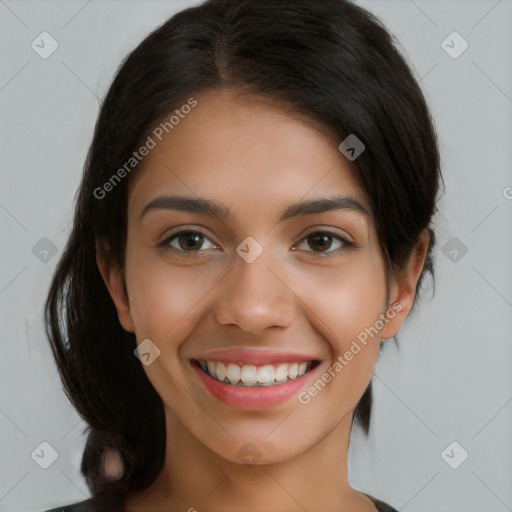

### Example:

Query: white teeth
xmin=275 ymin=363 xmax=288 ymax=382
xmin=288 ymin=362 xmax=298 ymax=380
xmin=199 ymin=360 xmax=313 ymax=386
xmin=241 ymin=364 xmax=258 ymax=385
xmin=215 ymin=361 xmax=227 ymax=382
xmin=257 ymin=364 xmax=274 ymax=385
xmin=226 ymin=363 xmax=241 ymax=384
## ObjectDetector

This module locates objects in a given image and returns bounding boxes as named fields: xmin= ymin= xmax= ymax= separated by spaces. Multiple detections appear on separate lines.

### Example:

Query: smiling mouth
xmin=194 ymin=360 xmax=320 ymax=387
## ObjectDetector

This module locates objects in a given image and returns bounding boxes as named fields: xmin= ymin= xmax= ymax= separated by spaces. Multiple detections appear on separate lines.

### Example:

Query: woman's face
xmin=102 ymin=87 xmax=406 ymax=465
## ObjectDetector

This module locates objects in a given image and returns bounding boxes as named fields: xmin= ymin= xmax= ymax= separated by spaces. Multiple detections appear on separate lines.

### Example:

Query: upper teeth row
xmin=198 ymin=360 xmax=311 ymax=386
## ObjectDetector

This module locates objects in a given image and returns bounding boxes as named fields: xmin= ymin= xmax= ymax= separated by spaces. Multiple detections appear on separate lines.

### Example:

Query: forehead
xmin=128 ymin=88 xmax=369 ymax=219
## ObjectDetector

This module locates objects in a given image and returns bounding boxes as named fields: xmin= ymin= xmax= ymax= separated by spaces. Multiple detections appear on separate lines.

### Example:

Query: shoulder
xmin=44 ymin=499 xmax=96 ymax=512
xmin=45 ymin=495 xmax=399 ymax=512
xmin=367 ymin=494 xmax=400 ymax=512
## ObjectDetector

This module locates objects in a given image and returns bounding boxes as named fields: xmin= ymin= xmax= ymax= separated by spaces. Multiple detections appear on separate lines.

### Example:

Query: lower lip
xmin=193 ymin=362 xmax=320 ymax=410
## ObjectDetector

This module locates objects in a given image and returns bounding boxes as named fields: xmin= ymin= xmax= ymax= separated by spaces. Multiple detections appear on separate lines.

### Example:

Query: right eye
xmin=156 ymin=230 xmax=220 ymax=257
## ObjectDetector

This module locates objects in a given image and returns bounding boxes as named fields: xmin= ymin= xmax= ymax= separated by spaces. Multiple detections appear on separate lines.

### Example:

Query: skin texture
xmin=97 ymin=87 xmax=429 ymax=511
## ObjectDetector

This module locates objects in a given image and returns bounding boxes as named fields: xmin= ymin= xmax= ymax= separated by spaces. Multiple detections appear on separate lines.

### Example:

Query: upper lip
xmin=192 ymin=348 xmax=320 ymax=366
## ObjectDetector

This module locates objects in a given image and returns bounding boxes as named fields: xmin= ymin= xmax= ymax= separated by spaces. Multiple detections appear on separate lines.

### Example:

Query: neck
xmin=125 ymin=408 xmax=376 ymax=512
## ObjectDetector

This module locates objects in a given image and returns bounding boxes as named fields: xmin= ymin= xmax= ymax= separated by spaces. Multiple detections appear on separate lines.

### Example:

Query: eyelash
xmin=155 ymin=229 xmax=357 ymax=258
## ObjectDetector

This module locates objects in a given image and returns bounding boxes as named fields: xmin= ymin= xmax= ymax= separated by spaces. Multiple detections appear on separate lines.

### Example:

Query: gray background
xmin=1 ymin=1 xmax=511 ymax=511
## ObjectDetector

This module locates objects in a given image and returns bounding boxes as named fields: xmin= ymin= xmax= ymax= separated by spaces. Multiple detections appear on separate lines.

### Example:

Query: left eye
xmin=293 ymin=231 xmax=355 ymax=255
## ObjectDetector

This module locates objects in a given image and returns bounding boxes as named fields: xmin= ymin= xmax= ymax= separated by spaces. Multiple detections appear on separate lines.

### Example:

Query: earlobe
xmin=95 ymin=237 xmax=136 ymax=333
xmin=381 ymin=229 xmax=430 ymax=339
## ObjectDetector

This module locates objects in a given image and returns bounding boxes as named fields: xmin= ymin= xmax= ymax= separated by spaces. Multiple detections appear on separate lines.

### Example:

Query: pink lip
xmin=195 ymin=348 xmax=318 ymax=366
xmin=192 ymin=359 xmax=321 ymax=410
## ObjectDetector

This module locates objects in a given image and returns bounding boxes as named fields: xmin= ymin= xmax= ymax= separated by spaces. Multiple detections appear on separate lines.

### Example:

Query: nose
xmin=213 ymin=246 xmax=297 ymax=334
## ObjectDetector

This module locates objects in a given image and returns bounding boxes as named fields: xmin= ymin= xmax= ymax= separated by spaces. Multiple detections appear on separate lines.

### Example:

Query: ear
xmin=95 ymin=236 xmax=135 ymax=333
xmin=381 ymin=229 xmax=430 ymax=339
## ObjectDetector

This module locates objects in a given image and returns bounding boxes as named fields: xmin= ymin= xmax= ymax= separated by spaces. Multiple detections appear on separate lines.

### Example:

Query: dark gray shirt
xmin=45 ymin=494 xmax=400 ymax=512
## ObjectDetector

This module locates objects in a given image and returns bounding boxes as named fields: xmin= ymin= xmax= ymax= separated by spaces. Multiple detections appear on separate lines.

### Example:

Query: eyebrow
xmin=139 ymin=194 xmax=369 ymax=223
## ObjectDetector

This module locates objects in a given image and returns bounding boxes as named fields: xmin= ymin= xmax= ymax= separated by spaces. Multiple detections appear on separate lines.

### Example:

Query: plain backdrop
xmin=1 ymin=1 xmax=511 ymax=511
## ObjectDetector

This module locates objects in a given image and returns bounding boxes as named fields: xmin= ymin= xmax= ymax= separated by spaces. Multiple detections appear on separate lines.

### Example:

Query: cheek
xmin=309 ymin=256 xmax=387 ymax=345
xmin=300 ymin=255 xmax=386 ymax=404
xmin=125 ymin=253 xmax=222 ymax=340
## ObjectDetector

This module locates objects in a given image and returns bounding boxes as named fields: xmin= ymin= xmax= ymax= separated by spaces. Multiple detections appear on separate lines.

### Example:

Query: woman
xmin=44 ymin=0 xmax=441 ymax=510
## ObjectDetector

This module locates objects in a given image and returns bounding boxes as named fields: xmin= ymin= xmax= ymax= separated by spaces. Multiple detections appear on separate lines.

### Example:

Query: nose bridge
xmin=213 ymin=239 xmax=297 ymax=332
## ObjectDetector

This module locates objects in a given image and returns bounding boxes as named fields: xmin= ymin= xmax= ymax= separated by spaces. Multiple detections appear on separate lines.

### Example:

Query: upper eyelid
xmin=160 ymin=227 xmax=217 ymax=244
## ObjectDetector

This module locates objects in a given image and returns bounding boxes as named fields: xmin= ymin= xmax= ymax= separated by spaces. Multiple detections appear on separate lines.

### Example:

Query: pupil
xmin=180 ymin=233 xmax=202 ymax=250
xmin=310 ymin=234 xmax=331 ymax=251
